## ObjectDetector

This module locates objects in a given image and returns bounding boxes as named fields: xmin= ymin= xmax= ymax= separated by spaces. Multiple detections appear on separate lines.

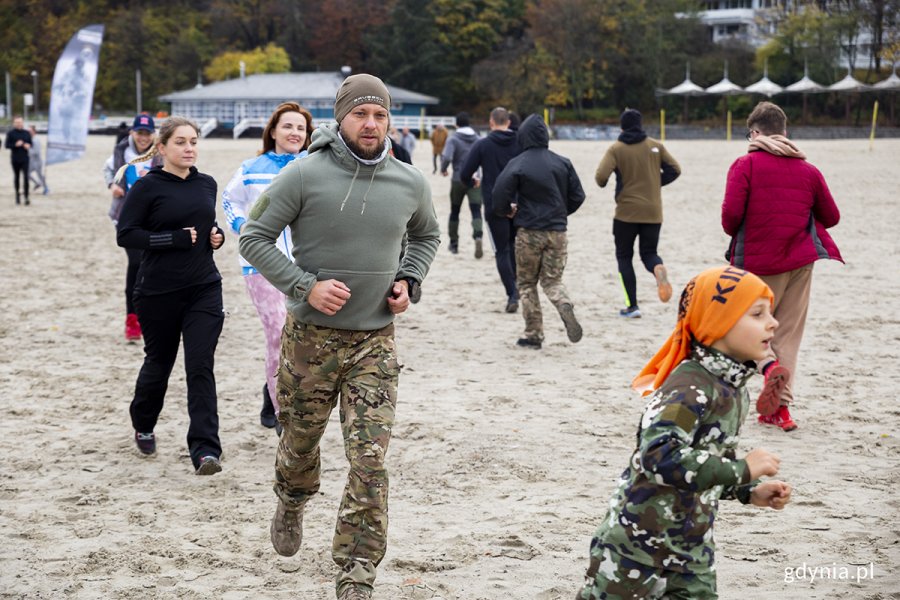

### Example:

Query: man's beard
xmin=343 ymin=135 xmax=385 ymax=160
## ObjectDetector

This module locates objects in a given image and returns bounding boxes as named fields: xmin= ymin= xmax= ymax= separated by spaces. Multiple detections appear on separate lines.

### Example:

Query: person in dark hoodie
xmin=116 ymin=116 xmax=226 ymax=476
xmin=459 ymin=106 xmax=522 ymax=312
xmin=239 ymin=74 xmax=440 ymax=600
xmin=493 ymin=114 xmax=586 ymax=349
xmin=440 ymin=112 xmax=483 ymax=257
xmin=595 ymin=108 xmax=681 ymax=319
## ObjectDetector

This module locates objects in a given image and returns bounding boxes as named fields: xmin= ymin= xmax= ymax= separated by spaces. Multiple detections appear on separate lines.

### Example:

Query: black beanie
xmin=620 ymin=109 xmax=642 ymax=130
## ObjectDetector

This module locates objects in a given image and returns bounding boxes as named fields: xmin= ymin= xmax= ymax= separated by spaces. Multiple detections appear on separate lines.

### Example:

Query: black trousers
xmin=12 ymin=158 xmax=29 ymax=198
xmin=131 ymin=281 xmax=224 ymax=468
xmin=124 ymin=247 xmax=141 ymax=314
xmin=613 ymin=219 xmax=663 ymax=309
xmin=485 ymin=210 xmax=518 ymax=301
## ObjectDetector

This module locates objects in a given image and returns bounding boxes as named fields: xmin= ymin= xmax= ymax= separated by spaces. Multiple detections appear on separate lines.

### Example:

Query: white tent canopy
xmin=873 ymin=65 xmax=900 ymax=91
xmin=705 ymin=62 xmax=744 ymax=95
xmin=829 ymin=69 xmax=871 ymax=92
xmin=658 ymin=63 xmax=706 ymax=96
xmin=744 ymin=61 xmax=783 ymax=97
xmin=783 ymin=62 xmax=826 ymax=94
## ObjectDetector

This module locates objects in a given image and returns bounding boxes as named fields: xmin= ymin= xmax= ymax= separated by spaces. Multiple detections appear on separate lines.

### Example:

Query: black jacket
xmin=458 ymin=128 xmax=521 ymax=210
xmin=5 ymin=128 xmax=32 ymax=163
xmin=117 ymin=166 xmax=222 ymax=295
xmin=492 ymin=114 xmax=585 ymax=231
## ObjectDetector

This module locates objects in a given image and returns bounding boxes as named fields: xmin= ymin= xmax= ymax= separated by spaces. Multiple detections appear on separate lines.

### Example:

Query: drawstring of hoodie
xmin=339 ymin=162 xmax=361 ymax=212
xmin=360 ymin=168 xmax=377 ymax=215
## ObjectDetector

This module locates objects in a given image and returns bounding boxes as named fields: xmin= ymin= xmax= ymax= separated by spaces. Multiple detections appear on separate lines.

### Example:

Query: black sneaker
xmin=559 ymin=303 xmax=583 ymax=343
xmin=260 ymin=384 xmax=277 ymax=429
xmin=449 ymin=241 xmax=459 ymax=254
xmin=505 ymin=298 xmax=519 ymax=313
xmin=516 ymin=337 xmax=542 ymax=349
xmin=619 ymin=306 xmax=642 ymax=318
xmin=134 ymin=431 xmax=156 ymax=455
xmin=195 ymin=455 xmax=222 ymax=476
xmin=474 ymin=238 xmax=484 ymax=259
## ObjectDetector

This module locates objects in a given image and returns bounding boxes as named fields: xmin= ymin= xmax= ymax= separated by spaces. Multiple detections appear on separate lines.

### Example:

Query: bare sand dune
xmin=0 ymin=133 xmax=897 ymax=599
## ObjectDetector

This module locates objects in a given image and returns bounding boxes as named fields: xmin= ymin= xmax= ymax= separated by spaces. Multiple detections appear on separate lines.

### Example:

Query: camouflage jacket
xmin=592 ymin=344 xmax=758 ymax=573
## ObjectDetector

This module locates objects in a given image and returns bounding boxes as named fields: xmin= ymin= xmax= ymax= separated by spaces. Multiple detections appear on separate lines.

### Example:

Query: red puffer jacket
xmin=721 ymin=151 xmax=843 ymax=276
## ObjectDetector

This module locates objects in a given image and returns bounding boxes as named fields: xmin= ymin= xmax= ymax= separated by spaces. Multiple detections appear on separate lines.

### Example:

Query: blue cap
xmin=132 ymin=114 xmax=155 ymax=132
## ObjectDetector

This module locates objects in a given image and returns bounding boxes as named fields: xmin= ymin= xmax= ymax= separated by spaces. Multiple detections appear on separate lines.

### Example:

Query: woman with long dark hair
xmin=117 ymin=116 xmax=226 ymax=475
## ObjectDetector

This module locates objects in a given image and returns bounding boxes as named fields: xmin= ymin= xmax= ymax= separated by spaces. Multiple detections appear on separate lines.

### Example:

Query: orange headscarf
xmin=632 ymin=265 xmax=774 ymax=396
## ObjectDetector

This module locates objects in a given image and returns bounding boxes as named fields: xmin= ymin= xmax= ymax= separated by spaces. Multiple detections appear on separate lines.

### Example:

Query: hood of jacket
xmin=618 ymin=127 xmax=647 ymax=144
xmin=454 ymin=128 xmax=479 ymax=143
xmin=517 ymin=114 xmax=549 ymax=150
xmin=487 ymin=128 xmax=518 ymax=147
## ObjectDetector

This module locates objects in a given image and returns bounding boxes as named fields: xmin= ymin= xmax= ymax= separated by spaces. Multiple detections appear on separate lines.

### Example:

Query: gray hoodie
xmin=440 ymin=127 xmax=480 ymax=182
xmin=239 ymin=123 xmax=440 ymax=331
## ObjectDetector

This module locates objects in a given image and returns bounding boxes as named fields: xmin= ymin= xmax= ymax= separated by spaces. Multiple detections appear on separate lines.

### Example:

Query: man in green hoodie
xmin=239 ymin=74 xmax=440 ymax=600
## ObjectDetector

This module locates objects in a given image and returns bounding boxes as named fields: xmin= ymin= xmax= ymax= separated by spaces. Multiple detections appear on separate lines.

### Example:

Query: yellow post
xmin=660 ymin=109 xmax=666 ymax=142
xmin=419 ymin=106 xmax=426 ymax=140
xmin=543 ymin=108 xmax=549 ymax=125
xmin=727 ymin=110 xmax=732 ymax=141
xmin=869 ymin=100 xmax=879 ymax=151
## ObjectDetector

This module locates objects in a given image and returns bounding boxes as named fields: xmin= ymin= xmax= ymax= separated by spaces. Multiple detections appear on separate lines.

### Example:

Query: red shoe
xmin=758 ymin=405 xmax=797 ymax=431
xmin=125 ymin=313 xmax=142 ymax=341
xmin=756 ymin=362 xmax=790 ymax=416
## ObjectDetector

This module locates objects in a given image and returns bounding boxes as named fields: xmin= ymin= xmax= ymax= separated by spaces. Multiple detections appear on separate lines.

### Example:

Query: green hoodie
xmin=239 ymin=123 xmax=440 ymax=331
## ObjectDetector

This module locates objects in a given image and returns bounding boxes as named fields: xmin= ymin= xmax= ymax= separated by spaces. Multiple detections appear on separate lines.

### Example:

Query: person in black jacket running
xmin=117 ymin=116 xmax=226 ymax=476
xmin=459 ymin=107 xmax=522 ymax=313
xmin=493 ymin=114 xmax=586 ymax=349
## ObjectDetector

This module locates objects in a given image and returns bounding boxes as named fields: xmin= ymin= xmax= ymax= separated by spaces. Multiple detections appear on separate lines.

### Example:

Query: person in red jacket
xmin=721 ymin=101 xmax=843 ymax=432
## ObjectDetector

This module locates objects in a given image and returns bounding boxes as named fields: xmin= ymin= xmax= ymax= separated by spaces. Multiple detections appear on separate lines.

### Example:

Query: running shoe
xmin=195 ymin=455 xmax=222 ymax=475
xmin=134 ymin=431 xmax=156 ymax=455
xmin=260 ymin=384 xmax=277 ymax=429
xmin=474 ymin=238 xmax=484 ymax=259
xmin=125 ymin=313 xmax=142 ymax=341
xmin=619 ymin=306 xmax=642 ymax=318
xmin=758 ymin=405 xmax=798 ymax=431
xmin=757 ymin=362 xmax=789 ymax=416
xmin=559 ymin=303 xmax=583 ymax=343
xmin=654 ymin=264 xmax=673 ymax=303
xmin=516 ymin=337 xmax=542 ymax=349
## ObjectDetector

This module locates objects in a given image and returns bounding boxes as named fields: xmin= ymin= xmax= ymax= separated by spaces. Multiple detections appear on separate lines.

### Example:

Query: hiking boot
xmin=619 ymin=306 xmax=642 ymax=318
xmin=559 ymin=303 xmax=583 ymax=343
xmin=125 ymin=313 xmax=142 ymax=341
xmin=757 ymin=362 xmax=789 ymax=417
xmin=449 ymin=241 xmax=459 ymax=254
xmin=516 ymin=337 xmax=542 ymax=350
xmin=270 ymin=499 xmax=303 ymax=556
xmin=474 ymin=238 xmax=484 ymax=259
xmin=260 ymin=384 xmax=277 ymax=429
xmin=337 ymin=585 xmax=373 ymax=600
xmin=134 ymin=431 xmax=156 ymax=455
xmin=654 ymin=264 xmax=672 ymax=303
xmin=758 ymin=405 xmax=798 ymax=432
xmin=195 ymin=455 xmax=222 ymax=475
xmin=505 ymin=298 xmax=519 ymax=313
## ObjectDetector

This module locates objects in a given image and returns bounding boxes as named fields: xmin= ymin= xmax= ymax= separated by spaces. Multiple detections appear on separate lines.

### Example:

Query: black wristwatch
xmin=399 ymin=277 xmax=422 ymax=304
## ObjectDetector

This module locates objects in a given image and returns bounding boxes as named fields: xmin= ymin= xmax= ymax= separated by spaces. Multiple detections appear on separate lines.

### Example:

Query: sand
xmin=0 ymin=133 xmax=897 ymax=600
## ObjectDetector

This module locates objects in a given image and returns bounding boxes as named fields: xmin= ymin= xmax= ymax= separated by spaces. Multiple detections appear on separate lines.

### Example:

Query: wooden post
xmin=660 ymin=109 xmax=666 ymax=141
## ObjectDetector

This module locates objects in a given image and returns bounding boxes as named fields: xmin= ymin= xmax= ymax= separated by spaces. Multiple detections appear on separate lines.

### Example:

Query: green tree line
xmin=1 ymin=0 xmax=896 ymax=123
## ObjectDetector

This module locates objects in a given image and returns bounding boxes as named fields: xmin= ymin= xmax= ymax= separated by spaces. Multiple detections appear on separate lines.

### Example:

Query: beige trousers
xmin=760 ymin=264 xmax=814 ymax=405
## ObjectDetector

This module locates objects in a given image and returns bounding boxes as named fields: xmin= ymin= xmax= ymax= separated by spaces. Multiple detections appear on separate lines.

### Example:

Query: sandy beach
xmin=0 ymin=132 xmax=897 ymax=600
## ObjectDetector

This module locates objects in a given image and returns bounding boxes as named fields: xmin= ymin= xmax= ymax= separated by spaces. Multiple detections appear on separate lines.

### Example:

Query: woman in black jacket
xmin=117 ymin=116 xmax=226 ymax=475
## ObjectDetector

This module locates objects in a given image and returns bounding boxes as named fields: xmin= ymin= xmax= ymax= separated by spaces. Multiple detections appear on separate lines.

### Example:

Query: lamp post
xmin=30 ymin=70 xmax=38 ymax=118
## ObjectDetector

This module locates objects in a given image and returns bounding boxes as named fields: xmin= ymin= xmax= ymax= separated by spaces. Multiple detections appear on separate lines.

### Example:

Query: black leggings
xmin=613 ymin=219 xmax=663 ymax=309
xmin=12 ymin=159 xmax=29 ymax=197
xmin=131 ymin=281 xmax=224 ymax=469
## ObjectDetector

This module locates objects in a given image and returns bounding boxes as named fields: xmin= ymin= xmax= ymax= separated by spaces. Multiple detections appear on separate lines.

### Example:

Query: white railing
xmin=232 ymin=117 xmax=267 ymax=139
xmin=199 ymin=118 xmax=218 ymax=138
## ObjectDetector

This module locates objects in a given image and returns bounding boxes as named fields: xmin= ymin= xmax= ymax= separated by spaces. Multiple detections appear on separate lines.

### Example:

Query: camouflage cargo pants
xmin=576 ymin=546 xmax=717 ymax=599
xmin=274 ymin=315 xmax=400 ymax=591
xmin=515 ymin=228 xmax=572 ymax=342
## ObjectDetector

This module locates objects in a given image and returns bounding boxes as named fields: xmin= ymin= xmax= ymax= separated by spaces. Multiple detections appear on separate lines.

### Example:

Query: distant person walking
xmin=722 ymin=101 xmax=843 ymax=432
xmin=222 ymin=101 xmax=313 ymax=432
xmin=430 ymin=123 xmax=447 ymax=174
xmin=595 ymin=109 xmax=681 ymax=318
xmin=400 ymin=126 xmax=416 ymax=158
xmin=27 ymin=126 xmax=49 ymax=194
xmin=459 ymin=106 xmax=522 ymax=312
xmin=5 ymin=116 xmax=32 ymax=205
xmin=493 ymin=114 xmax=586 ymax=349
xmin=440 ymin=112 xmax=483 ymax=257
xmin=104 ymin=114 xmax=159 ymax=342
xmin=116 ymin=117 xmax=226 ymax=475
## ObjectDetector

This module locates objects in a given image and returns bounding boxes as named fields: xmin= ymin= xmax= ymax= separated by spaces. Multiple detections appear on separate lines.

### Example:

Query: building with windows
xmin=158 ymin=70 xmax=439 ymax=130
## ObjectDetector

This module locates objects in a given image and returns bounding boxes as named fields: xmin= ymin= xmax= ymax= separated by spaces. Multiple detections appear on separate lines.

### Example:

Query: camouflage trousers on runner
xmin=274 ymin=315 xmax=400 ymax=593
xmin=515 ymin=228 xmax=572 ymax=342
xmin=575 ymin=546 xmax=717 ymax=599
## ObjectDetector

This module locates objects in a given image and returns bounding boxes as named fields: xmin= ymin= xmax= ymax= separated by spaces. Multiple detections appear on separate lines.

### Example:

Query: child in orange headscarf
xmin=576 ymin=265 xmax=792 ymax=600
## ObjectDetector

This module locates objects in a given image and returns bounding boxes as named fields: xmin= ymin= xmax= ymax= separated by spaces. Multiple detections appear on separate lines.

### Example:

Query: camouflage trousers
xmin=576 ymin=546 xmax=717 ymax=600
xmin=515 ymin=228 xmax=572 ymax=342
xmin=448 ymin=179 xmax=483 ymax=242
xmin=274 ymin=315 xmax=400 ymax=591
